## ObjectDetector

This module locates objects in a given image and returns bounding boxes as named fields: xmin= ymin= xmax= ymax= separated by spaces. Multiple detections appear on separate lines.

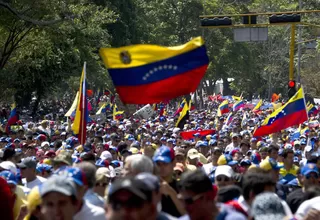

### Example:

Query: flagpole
xmin=81 ymin=62 xmax=86 ymax=145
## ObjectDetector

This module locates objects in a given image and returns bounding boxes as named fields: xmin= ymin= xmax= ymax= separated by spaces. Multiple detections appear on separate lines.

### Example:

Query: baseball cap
xmin=53 ymin=151 xmax=72 ymax=166
xmin=55 ymin=167 xmax=87 ymax=186
xmin=232 ymin=133 xmax=240 ymax=138
xmin=301 ymin=163 xmax=319 ymax=176
xmin=153 ymin=146 xmax=174 ymax=163
xmin=17 ymin=157 xmax=37 ymax=169
xmin=135 ymin=173 xmax=160 ymax=192
xmin=251 ymin=152 xmax=262 ymax=165
xmin=174 ymin=163 xmax=185 ymax=173
xmin=215 ymin=165 xmax=234 ymax=178
xmin=187 ymin=149 xmax=200 ymax=160
xmin=301 ymin=139 xmax=307 ymax=145
xmin=41 ymin=141 xmax=50 ymax=148
xmin=36 ymin=164 xmax=52 ymax=173
xmin=217 ymin=154 xmax=238 ymax=166
xmin=196 ymin=141 xmax=208 ymax=148
xmin=259 ymin=158 xmax=283 ymax=171
xmin=44 ymin=150 xmax=56 ymax=158
xmin=110 ymin=160 xmax=121 ymax=168
xmin=240 ymin=159 xmax=252 ymax=166
xmin=13 ymin=138 xmax=21 ymax=143
xmin=294 ymin=140 xmax=301 ymax=146
xmin=108 ymin=177 xmax=151 ymax=201
xmin=175 ymin=148 xmax=185 ymax=157
xmin=109 ymin=147 xmax=118 ymax=152
xmin=129 ymin=147 xmax=139 ymax=154
xmin=95 ymin=158 xmax=109 ymax=167
xmin=36 ymin=134 xmax=46 ymax=142
xmin=0 ymin=161 xmax=17 ymax=174
xmin=96 ymin=167 xmax=115 ymax=180
xmin=100 ymin=151 xmax=112 ymax=160
xmin=0 ymin=170 xmax=17 ymax=185
xmin=40 ymin=175 xmax=77 ymax=197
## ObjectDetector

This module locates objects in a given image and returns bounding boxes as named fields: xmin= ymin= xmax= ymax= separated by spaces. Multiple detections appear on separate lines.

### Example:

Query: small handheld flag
xmin=6 ymin=103 xmax=18 ymax=134
xmin=253 ymin=100 xmax=262 ymax=111
xmin=176 ymin=101 xmax=189 ymax=129
xmin=100 ymin=37 xmax=209 ymax=104
xmin=217 ymin=100 xmax=229 ymax=116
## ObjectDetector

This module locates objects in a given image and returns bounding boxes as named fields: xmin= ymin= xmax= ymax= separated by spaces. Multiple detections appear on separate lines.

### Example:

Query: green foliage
xmin=0 ymin=0 xmax=320 ymax=109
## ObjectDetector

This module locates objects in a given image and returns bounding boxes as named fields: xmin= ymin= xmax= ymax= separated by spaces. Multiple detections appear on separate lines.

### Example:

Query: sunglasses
xmin=178 ymin=193 xmax=204 ymax=205
xmin=216 ymin=176 xmax=230 ymax=182
xmin=95 ymin=182 xmax=109 ymax=187
xmin=110 ymin=196 xmax=145 ymax=210
xmin=306 ymin=173 xmax=319 ymax=179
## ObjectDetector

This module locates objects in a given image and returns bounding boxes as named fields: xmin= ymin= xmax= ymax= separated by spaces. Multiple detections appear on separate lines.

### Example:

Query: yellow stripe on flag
xmin=65 ymin=92 xmax=79 ymax=117
xmin=99 ymin=37 xmax=205 ymax=69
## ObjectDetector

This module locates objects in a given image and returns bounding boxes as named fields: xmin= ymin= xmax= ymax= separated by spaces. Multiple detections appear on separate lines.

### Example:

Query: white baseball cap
xmin=215 ymin=165 xmax=234 ymax=178
xmin=100 ymin=151 xmax=112 ymax=160
xmin=0 ymin=161 xmax=17 ymax=174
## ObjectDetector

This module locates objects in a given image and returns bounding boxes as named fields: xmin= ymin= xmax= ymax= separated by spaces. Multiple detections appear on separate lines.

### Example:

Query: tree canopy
xmin=0 ymin=0 xmax=320 ymax=108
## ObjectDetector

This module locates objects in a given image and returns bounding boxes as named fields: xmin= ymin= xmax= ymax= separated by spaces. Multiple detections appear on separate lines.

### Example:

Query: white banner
xmin=133 ymin=104 xmax=154 ymax=119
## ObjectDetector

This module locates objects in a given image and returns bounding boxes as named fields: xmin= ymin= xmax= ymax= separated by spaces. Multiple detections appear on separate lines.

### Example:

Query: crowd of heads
xmin=0 ymin=96 xmax=320 ymax=220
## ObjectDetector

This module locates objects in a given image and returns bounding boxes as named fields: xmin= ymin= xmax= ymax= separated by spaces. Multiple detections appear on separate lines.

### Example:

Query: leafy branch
xmin=0 ymin=0 xmax=75 ymax=26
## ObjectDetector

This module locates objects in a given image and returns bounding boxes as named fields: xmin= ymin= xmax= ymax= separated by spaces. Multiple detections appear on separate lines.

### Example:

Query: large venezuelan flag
xmin=253 ymin=88 xmax=308 ymax=137
xmin=6 ymin=103 xmax=18 ymax=133
xmin=72 ymin=63 xmax=88 ymax=145
xmin=99 ymin=37 xmax=209 ymax=104
xmin=217 ymin=100 xmax=229 ymax=116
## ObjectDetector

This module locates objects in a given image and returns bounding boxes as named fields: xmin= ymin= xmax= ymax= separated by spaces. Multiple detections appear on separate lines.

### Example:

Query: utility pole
xmin=297 ymin=0 xmax=302 ymax=85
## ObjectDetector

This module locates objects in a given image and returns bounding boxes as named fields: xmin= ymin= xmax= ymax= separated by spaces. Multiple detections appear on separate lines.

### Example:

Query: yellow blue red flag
xmin=253 ymin=88 xmax=308 ymax=137
xmin=72 ymin=63 xmax=88 ymax=145
xmin=113 ymin=104 xmax=124 ymax=120
xmin=99 ymin=37 xmax=209 ymax=104
xmin=6 ymin=103 xmax=18 ymax=134
xmin=253 ymin=100 xmax=262 ymax=111
xmin=217 ymin=100 xmax=229 ymax=116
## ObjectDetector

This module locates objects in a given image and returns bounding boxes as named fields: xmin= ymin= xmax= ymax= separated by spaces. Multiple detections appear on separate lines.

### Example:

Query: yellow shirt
xmin=279 ymin=165 xmax=299 ymax=183
xmin=14 ymin=185 xmax=27 ymax=220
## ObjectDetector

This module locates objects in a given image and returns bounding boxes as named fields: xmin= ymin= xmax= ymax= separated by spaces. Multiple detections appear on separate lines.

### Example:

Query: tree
xmin=0 ymin=0 xmax=116 ymax=110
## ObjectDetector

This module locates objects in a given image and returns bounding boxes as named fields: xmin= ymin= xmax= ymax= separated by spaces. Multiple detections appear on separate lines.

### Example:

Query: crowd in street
xmin=0 ymin=95 xmax=320 ymax=220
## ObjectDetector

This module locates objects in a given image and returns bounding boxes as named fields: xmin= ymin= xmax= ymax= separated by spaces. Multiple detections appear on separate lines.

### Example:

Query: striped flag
xmin=72 ymin=63 xmax=88 ymax=145
xmin=6 ymin=103 xmax=18 ymax=134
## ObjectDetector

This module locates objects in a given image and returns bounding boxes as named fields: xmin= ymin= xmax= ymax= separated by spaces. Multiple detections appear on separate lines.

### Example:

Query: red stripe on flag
xmin=253 ymin=110 xmax=308 ymax=137
xmin=115 ymin=65 xmax=208 ymax=104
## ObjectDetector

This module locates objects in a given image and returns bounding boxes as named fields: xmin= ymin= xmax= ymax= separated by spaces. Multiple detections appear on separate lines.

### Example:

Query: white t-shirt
xmin=73 ymin=200 xmax=105 ymax=220
xmin=295 ymin=196 xmax=320 ymax=220
xmin=202 ymin=163 xmax=216 ymax=176
xmin=23 ymin=176 xmax=47 ymax=189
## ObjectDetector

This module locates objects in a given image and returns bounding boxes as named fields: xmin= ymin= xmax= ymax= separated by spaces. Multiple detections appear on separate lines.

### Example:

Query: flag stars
xmin=142 ymin=64 xmax=178 ymax=80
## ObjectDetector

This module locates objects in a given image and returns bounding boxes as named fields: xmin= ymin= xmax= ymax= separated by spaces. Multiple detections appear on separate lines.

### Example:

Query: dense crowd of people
xmin=0 ymin=95 xmax=320 ymax=220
